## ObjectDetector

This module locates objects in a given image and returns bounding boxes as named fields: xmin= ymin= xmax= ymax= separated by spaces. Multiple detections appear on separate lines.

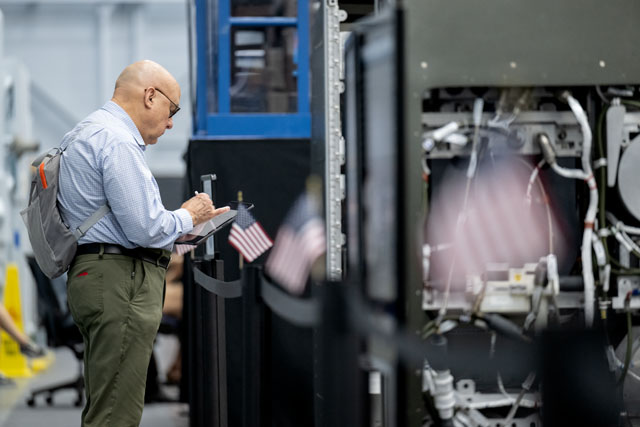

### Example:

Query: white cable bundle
xmin=563 ymin=94 xmax=598 ymax=326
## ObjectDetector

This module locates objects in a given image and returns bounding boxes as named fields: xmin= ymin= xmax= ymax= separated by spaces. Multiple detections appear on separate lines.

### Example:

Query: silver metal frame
xmin=324 ymin=0 xmax=345 ymax=280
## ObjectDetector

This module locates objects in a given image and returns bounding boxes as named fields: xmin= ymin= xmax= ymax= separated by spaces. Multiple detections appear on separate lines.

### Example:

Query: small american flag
xmin=265 ymin=194 xmax=326 ymax=294
xmin=228 ymin=204 xmax=273 ymax=262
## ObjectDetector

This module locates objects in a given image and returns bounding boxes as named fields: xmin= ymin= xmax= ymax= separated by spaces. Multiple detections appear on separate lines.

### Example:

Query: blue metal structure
xmin=194 ymin=0 xmax=310 ymax=139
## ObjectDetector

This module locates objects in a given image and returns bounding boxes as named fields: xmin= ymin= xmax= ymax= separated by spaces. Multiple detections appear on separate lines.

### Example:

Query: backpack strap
xmin=73 ymin=204 xmax=111 ymax=240
xmin=31 ymin=148 xmax=59 ymax=167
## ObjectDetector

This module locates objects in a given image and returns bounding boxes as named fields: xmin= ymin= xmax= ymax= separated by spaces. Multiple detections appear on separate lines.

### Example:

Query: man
xmin=57 ymin=60 xmax=228 ymax=426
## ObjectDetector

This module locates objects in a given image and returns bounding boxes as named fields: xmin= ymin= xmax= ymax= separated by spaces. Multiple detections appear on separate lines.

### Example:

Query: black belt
xmin=76 ymin=243 xmax=171 ymax=269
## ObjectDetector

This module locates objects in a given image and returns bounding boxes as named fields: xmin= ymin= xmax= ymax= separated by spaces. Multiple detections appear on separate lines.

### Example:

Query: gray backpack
xmin=20 ymin=147 xmax=110 ymax=279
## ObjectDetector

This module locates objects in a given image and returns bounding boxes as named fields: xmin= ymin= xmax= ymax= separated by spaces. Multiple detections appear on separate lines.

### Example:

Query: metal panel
xmin=423 ymin=111 xmax=584 ymax=159
xmin=405 ymin=0 xmax=640 ymax=88
xmin=206 ymin=113 xmax=310 ymax=138
xmin=399 ymin=3 xmax=429 ymax=426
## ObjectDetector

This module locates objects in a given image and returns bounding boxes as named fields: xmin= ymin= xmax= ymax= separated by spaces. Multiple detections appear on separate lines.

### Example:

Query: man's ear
xmin=143 ymin=87 xmax=155 ymax=110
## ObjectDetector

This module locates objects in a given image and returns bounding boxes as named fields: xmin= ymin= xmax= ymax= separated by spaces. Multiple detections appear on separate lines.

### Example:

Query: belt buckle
xmin=156 ymin=254 xmax=171 ymax=268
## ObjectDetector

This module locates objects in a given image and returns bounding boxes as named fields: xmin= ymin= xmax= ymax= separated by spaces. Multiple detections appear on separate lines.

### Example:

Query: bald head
xmin=114 ymin=60 xmax=176 ymax=98
xmin=111 ymin=60 xmax=181 ymax=145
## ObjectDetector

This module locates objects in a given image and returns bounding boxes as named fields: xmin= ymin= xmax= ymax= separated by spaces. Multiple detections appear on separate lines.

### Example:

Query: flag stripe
xmin=267 ymin=228 xmax=322 ymax=292
xmin=230 ymin=227 xmax=259 ymax=261
xmin=238 ymin=227 xmax=262 ymax=258
xmin=250 ymin=224 xmax=273 ymax=249
xmin=246 ymin=225 xmax=270 ymax=252
xmin=229 ymin=227 xmax=259 ymax=261
xmin=242 ymin=224 xmax=271 ymax=256
xmin=229 ymin=235 xmax=256 ymax=262
xmin=231 ymin=231 xmax=260 ymax=261
xmin=254 ymin=223 xmax=273 ymax=245
xmin=267 ymin=230 xmax=295 ymax=280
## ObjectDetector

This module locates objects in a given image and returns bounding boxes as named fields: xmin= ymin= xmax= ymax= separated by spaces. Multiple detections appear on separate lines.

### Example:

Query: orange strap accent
xmin=39 ymin=162 xmax=48 ymax=189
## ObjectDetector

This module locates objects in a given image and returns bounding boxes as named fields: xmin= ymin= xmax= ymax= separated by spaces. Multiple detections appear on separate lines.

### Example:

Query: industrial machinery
xmin=184 ymin=1 xmax=640 ymax=426
xmin=341 ymin=1 xmax=640 ymax=426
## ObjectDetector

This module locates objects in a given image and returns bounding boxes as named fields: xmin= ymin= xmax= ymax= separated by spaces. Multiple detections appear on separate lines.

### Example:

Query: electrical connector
xmin=536 ymin=133 xmax=557 ymax=166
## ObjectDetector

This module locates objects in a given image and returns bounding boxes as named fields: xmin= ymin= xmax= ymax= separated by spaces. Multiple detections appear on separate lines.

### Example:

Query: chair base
xmin=26 ymin=375 xmax=84 ymax=408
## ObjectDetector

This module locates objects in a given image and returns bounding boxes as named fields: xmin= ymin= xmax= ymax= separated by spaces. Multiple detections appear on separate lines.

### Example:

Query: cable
xmin=607 ymin=212 xmax=640 ymax=258
xmin=478 ymin=313 xmax=532 ymax=343
xmin=438 ymin=99 xmax=484 ymax=325
xmin=612 ymin=267 xmax=640 ymax=276
xmin=524 ymin=159 xmax=545 ymax=203
xmin=550 ymin=162 xmax=588 ymax=180
xmin=622 ymin=99 xmax=640 ymax=109
xmin=621 ymin=224 xmax=640 ymax=236
xmin=614 ymin=228 xmax=640 ymax=259
xmin=520 ymin=158 xmax=554 ymax=254
xmin=596 ymin=86 xmax=611 ymax=104
xmin=422 ymin=156 xmax=430 ymax=215
xmin=496 ymin=372 xmax=539 ymax=409
xmin=595 ymin=105 xmax=614 ymax=293
xmin=503 ymin=372 xmax=536 ymax=425
xmin=540 ymin=94 xmax=598 ymax=326
xmin=565 ymin=94 xmax=598 ymax=326
xmin=496 ymin=372 xmax=510 ymax=398
xmin=471 ymin=276 xmax=489 ymax=316
xmin=614 ymin=336 xmax=640 ymax=383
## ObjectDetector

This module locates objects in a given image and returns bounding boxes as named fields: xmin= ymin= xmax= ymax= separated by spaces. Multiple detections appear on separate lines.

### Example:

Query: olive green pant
xmin=67 ymin=251 xmax=169 ymax=427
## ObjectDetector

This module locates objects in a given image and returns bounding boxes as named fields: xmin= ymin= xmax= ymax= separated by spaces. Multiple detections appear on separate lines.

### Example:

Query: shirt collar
xmin=101 ymin=100 xmax=146 ymax=150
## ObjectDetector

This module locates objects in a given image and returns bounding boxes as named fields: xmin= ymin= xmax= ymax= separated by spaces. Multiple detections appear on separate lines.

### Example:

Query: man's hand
xmin=181 ymin=193 xmax=230 ymax=226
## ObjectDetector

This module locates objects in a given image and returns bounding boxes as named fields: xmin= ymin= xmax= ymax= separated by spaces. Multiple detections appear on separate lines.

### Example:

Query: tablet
xmin=175 ymin=202 xmax=253 ymax=246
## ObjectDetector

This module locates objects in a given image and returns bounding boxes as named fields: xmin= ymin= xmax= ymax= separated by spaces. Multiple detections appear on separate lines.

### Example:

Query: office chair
xmin=25 ymin=256 xmax=84 ymax=407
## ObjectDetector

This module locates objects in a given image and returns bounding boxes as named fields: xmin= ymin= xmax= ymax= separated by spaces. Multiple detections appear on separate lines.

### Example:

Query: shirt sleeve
xmin=101 ymin=141 xmax=194 ymax=249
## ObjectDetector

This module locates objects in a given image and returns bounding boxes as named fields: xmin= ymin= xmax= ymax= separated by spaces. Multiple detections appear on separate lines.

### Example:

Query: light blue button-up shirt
xmin=58 ymin=101 xmax=193 ymax=251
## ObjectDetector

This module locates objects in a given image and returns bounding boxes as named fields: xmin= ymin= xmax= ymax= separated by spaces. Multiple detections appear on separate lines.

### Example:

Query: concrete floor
xmin=0 ymin=347 xmax=188 ymax=427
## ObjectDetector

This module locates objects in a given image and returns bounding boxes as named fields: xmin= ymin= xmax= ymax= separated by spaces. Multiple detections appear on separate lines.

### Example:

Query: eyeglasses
xmin=154 ymin=87 xmax=180 ymax=118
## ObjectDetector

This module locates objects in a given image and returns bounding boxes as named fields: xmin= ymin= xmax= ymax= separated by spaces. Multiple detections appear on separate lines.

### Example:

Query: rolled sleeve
xmin=174 ymin=208 xmax=194 ymax=233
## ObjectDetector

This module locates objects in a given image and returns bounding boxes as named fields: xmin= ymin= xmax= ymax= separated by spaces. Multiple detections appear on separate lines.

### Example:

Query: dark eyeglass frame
xmin=153 ymin=87 xmax=180 ymax=118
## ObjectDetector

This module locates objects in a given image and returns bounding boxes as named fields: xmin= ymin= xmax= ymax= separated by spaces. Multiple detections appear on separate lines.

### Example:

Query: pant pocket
xmin=67 ymin=264 xmax=104 ymax=328
xmin=133 ymin=262 xmax=166 ymax=334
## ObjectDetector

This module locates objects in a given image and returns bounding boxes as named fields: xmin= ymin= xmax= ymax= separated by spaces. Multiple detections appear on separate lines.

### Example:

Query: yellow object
xmin=0 ymin=263 xmax=33 ymax=378
xmin=30 ymin=351 xmax=55 ymax=373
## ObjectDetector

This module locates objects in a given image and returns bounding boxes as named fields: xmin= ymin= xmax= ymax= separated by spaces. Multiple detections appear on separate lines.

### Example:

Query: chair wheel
xmin=46 ymin=394 xmax=53 ymax=405
xmin=26 ymin=396 xmax=35 ymax=407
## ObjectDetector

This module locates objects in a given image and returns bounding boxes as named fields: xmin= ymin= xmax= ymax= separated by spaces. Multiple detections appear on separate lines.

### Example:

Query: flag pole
xmin=238 ymin=190 xmax=244 ymax=271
